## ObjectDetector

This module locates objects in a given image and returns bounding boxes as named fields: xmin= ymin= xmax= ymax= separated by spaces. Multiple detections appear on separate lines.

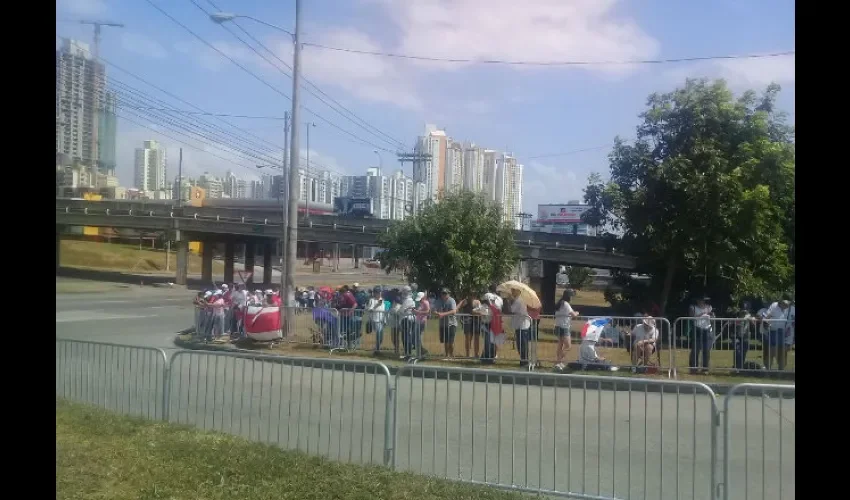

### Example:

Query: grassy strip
xmin=57 ymin=400 xmax=524 ymax=500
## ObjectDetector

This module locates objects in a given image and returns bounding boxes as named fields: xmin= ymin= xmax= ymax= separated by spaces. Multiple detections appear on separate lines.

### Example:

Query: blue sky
xmin=57 ymin=0 xmax=795 ymax=211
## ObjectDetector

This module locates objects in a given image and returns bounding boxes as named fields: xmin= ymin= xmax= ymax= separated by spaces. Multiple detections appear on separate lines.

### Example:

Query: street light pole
xmin=286 ymin=0 xmax=302 ymax=313
xmin=280 ymin=112 xmax=290 ymax=308
xmin=373 ymin=149 xmax=383 ymax=175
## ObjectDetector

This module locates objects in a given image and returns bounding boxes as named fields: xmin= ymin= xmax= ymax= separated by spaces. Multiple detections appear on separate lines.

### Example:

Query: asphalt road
xmin=56 ymin=283 xmax=794 ymax=500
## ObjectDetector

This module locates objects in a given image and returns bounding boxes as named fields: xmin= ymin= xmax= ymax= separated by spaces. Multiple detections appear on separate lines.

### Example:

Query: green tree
xmin=566 ymin=266 xmax=595 ymax=290
xmin=377 ymin=191 xmax=518 ymax=298
xmin=583 ymin=79 xmax=795 ymax=314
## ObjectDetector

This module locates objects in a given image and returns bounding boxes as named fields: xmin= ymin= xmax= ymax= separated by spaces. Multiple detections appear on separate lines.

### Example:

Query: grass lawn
xmin=57 ymin=400 xmax=523 ymax=500
xmin=60 ymin=240 xmax=224 ymax=275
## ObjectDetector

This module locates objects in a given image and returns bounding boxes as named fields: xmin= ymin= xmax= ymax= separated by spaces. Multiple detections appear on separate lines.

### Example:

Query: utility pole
xmin=280 ymin=112 xmax=290 ymax=318
xmin=177 ymin=148 xmax=183 ymax=207
xmin=285 ymin=0 xmax=303 ymax=317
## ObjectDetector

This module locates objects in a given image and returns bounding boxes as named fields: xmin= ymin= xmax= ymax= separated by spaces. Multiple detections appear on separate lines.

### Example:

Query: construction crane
xmin=77 ymin=20 xmax=124 ymax=59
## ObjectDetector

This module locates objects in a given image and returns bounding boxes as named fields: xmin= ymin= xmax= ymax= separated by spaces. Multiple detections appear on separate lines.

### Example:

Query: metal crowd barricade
xmin=671 ymin=318 xmax=794 ymax=378
xmin=722 ymin=383 xmax=795 ymax=500
xmin=536 ymin=315 xmax=670 ymax=373
xmin=336 ymin=308 xmax=367 ymax=353
xmin=164 ymin=350 xmax=395 ymax=466
xmin=279 ymin=305 xmax=328 ymax=344
xmin=55 ymin=339 xmax=168 ymax=420
xmin=392 ymin=365 xmax=720 ymax=499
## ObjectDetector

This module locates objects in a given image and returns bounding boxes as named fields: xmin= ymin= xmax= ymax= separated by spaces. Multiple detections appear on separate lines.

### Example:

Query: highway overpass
xmin=56 ymin=199 xmax=636 ymax=310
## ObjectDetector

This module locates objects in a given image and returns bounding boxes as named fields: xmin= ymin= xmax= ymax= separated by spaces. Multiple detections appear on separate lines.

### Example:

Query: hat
xmin=255 ymin=289 xmax=262 ymax=294
xmin=642 ymin=317 xmax=656 ymax=328
xmin=204 ymin=291 xmax=212 ymax=298
xmin=265 ymin=289 xmax=273 ymax=294
xmin=440 ymin=287 xmax=450 ymax=295
xmin=213 ymin=290 xmax=223 ymax=296
xmin=415 ymin=291 xmax=425 ymax=301
xmin=483 ymin=292 xmax=496 ymax=303
xmin=353 ymin=282 xmax=360 ymax=288
xmin=221 ymin=284 xmax=229 ymax=290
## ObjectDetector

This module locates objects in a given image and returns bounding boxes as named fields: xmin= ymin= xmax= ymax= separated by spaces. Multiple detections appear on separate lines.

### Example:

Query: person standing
xmin=210 ymin=290 xmax=227 ymax=342
xmin=761 ymin=297 xmax=793 ymax=370
xmin=412 ymin=291 xmax=430 ymax=359
xmin=399 ymin=286 xmax=417 ymax=360
xmin=689 ymin=297 xmax=714 ymax=373
xmin=434 ymin=288 xmax=459 ymax=359
xmin=554 ymin=290 xmax=580 ymax=370
xmin=367 ymin=286 xmax=387 ymax=354
xmin=510 ymin=289 xmax=533 ymax=367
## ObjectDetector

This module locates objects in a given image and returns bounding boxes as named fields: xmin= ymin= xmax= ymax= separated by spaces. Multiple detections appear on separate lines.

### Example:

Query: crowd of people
xmin=187 ymin=281 xmax=794 ymax=374
xmin=192 ymin=283 xmax=282 ymax=342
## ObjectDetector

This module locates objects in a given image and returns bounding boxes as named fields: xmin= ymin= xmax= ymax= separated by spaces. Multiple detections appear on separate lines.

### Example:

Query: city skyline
xmin=56 ymin=0 xmax=793 ymax=212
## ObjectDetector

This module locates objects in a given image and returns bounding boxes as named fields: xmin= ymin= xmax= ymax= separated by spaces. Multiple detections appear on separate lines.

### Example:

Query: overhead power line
xmin=197 ymin=0 xmax=407 ymax=150
xmin=302 ymin=44 xmax=796 ymax=67
xmin=141 ymin=0 xmax=399 ymax=153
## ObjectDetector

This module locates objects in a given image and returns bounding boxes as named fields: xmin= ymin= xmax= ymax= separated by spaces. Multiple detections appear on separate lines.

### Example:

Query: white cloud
xmin=57 ymin=0 xmax=108 ymax=17
xmin=120 ymin=32 xmax=168 ymax=60
xmin=370 ymin=0 xmax=658 ymax=76
xmin=522 ymin=162 xmax=583 ymax=213
xmin=665 ymin=53 xmax=795 ymax=91
xmin=273 ymin=30 xmax=423 ymax=110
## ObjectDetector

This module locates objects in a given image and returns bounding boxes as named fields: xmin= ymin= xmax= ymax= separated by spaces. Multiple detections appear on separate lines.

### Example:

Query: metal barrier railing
xmin=672 ymin=318 xmax=795 ymax=377
xmin=56 ymin=338 xmax=794 ymax=498
xmin=55 ymin=339 xmax=168 ymax=420
xmin=722 ymin=383 xmax=795 ymax=500
xmin=393 ymin=365 xmax=720 ymax=499
xmin=164 ymin=350 xmax=395 ymax=466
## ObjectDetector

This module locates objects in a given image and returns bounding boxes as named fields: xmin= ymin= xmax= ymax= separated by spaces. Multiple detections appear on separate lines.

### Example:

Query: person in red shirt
xmin=270 ymin=291 xmax=282 ymax=307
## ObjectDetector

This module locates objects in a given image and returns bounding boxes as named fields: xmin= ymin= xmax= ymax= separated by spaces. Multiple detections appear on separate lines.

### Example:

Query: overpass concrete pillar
xmin=175 ymin=240 xmax=189 ymax=286
xmin=334 ymin=243 xmax=340 ymax=272
xmin=540 ymin=261 xmax=559 ymax=314
xmin=262 ymin=242 xmax=273 ymax=285
xmin=56 ymin=226 xmax=61 ymax=273
xmin=244 ymin=242 xmax=255 ymax=286
xmin=224 ymin=241 xmax=235 ymax=284
xmin=353 ymin=245 xmax=360 ymax=269
xmin=201 ymin=243 xmax=213 ymax=284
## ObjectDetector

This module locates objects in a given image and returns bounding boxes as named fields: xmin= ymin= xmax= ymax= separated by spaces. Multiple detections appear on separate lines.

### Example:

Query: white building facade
xmin=133 ymin=140 xmax=167 ymax=192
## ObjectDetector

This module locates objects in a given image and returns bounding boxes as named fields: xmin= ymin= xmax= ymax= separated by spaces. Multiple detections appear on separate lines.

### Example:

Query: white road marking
xmin=56 ymin=311 xmax=160 ymax=323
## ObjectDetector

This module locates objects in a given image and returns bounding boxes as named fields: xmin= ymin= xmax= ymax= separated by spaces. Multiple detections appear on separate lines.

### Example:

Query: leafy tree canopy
xmin=377 ymin=191 xmax=518 ymax=299
xmin=582 ymin=79 xmax=795 ymax=314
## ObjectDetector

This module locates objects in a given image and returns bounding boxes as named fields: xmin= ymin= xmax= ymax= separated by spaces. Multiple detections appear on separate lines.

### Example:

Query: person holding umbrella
xmin=497 ymin=281 xmax=541 ymax=368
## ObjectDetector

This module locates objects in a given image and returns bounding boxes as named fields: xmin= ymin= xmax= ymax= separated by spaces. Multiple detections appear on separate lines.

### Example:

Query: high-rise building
xmin=495 ymin=154 xmax=524 ymax=229
xmin=198 ymin=172 xmax=223 ymax=199
xmin=301 ymin=169 xmax=342 ymax=205
xmin=413 ymin=124 xmax=448 ymax=202
xmin=133 ymin=140 xmax=167 ymax=192
xmin=222 ymin=171 xmax=247 ymax=199
xmin=56 ymin=39 xmax=106 ymax=179
xmin=341 ymin=168 xmax=417 ymax=220
xmin=462 ymin=142 xmax=485 ymax=193
xmin=98 ymin=91 xmax=118 ymax=176
xmin=481 ymin=149 xmax=499 ymax=201
xmin=446 ymin=141 xmax=464 ymax=193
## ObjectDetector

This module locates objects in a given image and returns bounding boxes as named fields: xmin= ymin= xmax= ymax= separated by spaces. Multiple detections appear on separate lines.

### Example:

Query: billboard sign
xmin=536 ymin=204 xmax=589 ymax=224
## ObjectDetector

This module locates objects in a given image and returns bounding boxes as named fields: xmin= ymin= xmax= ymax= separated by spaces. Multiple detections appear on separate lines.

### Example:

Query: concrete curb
xmin=173 ymin=336 xmax=794 ymax=398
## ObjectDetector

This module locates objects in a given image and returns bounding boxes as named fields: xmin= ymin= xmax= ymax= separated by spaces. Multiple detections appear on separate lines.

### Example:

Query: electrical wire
xmin=141 ymin=0 xmax=399 ymax=153
xmin=302 ymin=43 xmax=796 ymax=67
xmin=198 ymin=0 xmax=407 ymax=150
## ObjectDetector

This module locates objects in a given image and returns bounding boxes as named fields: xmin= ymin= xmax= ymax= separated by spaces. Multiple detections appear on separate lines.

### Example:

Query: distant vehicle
xmin=334 ymin=197 xmax=374 ymax=217
xmin=556 ymin=272 xmax=569 ymax=286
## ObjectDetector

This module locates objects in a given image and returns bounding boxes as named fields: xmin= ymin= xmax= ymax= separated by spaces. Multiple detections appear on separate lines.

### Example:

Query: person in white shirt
xmin=553 ymin=290 xmax=580 ymax=370
xmin=761 ymin=297 xmax=792 ymax=370
xmin=509 ymin=289 xmax=534 ymax=367
xmin=367 ymin=286 xmax=387 ymax=353
xmin=630 ymin=317 xmax=658 ymax=366
xmin=688 ymin=297 xmax=715 ymax=372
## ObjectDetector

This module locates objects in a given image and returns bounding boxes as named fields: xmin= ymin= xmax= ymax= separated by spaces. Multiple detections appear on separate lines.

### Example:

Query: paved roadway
xmin=56 ymin=281 xmax=794 ymax=500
